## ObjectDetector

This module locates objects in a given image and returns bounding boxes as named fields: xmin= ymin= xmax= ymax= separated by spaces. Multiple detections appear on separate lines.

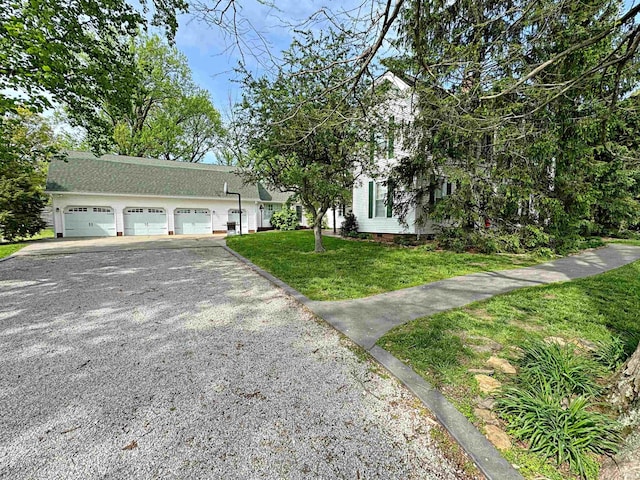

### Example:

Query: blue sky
xmin=170 ymin=1 xmax=377 ymax=117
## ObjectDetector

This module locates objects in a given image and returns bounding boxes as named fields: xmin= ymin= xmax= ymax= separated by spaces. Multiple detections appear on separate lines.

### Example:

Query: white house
xmin=352 ymin=72 xmax=455 ymax=237
xmin=46 ymin=152 xmax=301 ymax=238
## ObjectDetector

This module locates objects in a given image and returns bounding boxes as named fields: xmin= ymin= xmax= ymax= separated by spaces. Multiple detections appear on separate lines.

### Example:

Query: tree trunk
xmin=610 ymin=343 xmax=640 ymax=410
xmin=313 ymin=221 xmax=325 ymax=253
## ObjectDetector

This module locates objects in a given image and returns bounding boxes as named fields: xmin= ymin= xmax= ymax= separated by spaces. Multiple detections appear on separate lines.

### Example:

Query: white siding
xmin=50 ymin=193 xmax=260 ymax=237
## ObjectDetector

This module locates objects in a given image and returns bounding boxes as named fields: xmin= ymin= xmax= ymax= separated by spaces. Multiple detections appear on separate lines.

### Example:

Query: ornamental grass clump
xmin=496 ymin=341 xmax=620 ymax=479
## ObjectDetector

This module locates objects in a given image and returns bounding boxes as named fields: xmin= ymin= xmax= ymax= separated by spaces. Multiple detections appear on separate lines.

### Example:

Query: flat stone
xmin=485 ymin=425 xmax=511 ymax=450
xmin=474 ymin=408 xmax=499 ymax=426
xmin=475 ymin=374 xmax=502 ymax=394
xmin=486 ymin=356 xmax=517 ymax=375
xmin=476 ymin=397 xmax=496 ymax=410
xmin=468 ymin=368 xmax=495 ymax=375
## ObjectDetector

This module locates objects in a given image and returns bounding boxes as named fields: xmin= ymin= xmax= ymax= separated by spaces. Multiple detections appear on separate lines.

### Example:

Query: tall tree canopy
xmin=0 ymin=109 xmax=61 ymax=240
xmin=74 ymin=34 xmax=224 ymax=161
xmin=384 ymin=0 xmax=640 ymax=251
xmin=0 ymin=0 xmax=186 ymax=114
xmin=237 ymin=30 xmax=383 ymax=252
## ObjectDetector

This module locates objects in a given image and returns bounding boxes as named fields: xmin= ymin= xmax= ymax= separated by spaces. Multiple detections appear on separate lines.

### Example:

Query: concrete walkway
xmin=225 ymin=242 xmax=640 ymax=480
xmin=308 ymin=243 xmax=640 ymax=349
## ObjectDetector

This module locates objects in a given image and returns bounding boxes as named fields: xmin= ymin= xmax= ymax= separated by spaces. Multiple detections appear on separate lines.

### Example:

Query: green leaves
xmin=497 ymin=341 xmax=621 ymax=479
xmin=236 ymin=29 xmax=382 ymax=251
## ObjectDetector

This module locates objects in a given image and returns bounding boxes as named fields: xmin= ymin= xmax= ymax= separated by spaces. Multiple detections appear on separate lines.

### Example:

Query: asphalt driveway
xmin=0 ymin=241 xmax=463 ymax=479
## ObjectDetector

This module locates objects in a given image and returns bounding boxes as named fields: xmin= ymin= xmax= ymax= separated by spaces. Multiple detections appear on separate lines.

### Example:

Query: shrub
xmin=517 ymin=341 xmax=602 ymax=398
xmin=435 ymin=227 xmax=467 ymax=253
xmin=496 ymin=341 xmax=621 ymax=479
xmin=498 ymin=390 xmax=620 ymax=479
xmin=592 ymin=336 xmax=626 ymax=371
xmin=270 ymin=207 xmax=299 ymax=231
xmin=340 ymin=211 xmax=358 ymax=237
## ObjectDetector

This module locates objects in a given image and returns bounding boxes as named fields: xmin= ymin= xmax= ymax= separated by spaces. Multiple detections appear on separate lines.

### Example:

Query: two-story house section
xmin=352 ymin=71 xmax=454 ymax=237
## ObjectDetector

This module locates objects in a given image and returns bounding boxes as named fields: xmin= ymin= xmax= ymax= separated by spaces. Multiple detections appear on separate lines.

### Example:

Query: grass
xmin=378 ymin=260 xmax=640 ymax=479
xmin=226 ymin=230 xmax=546 ymax=301
xmin=0 ymin=228 xmax=55 ymax=259
xmin=606 ymin=238 xmax=640 ymax=247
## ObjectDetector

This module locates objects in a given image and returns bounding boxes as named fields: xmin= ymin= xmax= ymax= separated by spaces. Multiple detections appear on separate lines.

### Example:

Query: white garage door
xmin=175 ymin=209 xmax=211 ymax=235
xmin=64 ymin=206 xmax=116 ymax=237
xmin=124 ymin=208 xmax=167 ymax=236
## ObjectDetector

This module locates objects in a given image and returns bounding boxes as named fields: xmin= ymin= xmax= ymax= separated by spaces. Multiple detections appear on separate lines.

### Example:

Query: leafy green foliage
xmin=497 ymin=342 xmax=620 ymax=479
xmin=517 ymin=342 xmax=603 ymax=399
xmin=498 ymin=389 xmax=619 ymax=479
xmin=226 ymin=230 xmax=543 ymax=300
xmin=593 ymin=336 xmax=628 ymax=371
xmin=269 ymin=208 xmax=299 ymax=231
xmin=340 ymin=212 xmax=359 ymax=237
xmin=389 ymin=0 xmax=640 ymax=252
xmin=74 ymin=34 xmax=224 ymax=160
xmin=236 ymin=29 xmax=383 ymax=252
xmin=0 ymin=109 xmax=58 ymax=241
xmin=0 ymin=0 xmax=185 ymax=115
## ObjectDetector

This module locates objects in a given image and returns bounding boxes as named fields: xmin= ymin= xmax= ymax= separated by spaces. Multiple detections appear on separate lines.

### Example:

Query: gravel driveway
xmin=0 ymin=244 xmax=464 ymax=479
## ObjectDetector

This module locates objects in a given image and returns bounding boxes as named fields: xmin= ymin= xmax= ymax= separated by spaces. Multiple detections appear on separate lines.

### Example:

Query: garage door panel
xmin=64 ymin=207 xmax=116 ymax=237
xmin=124 ymin=208 xmax=167 ymax=236
xmin=175 ymin=209 xmax=211 ymax=235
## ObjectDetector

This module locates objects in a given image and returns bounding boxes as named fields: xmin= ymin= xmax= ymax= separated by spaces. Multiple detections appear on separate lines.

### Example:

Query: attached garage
xmin=175 ymin=208 xmax=211 ymax=235
xmin=124 ymin=207 xmax=168 ymax=236
xmin=64 ymin=206 xmax=116 ymax=237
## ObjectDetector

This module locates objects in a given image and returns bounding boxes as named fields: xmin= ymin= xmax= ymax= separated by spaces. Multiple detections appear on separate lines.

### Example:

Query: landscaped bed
xmin=378 ymin=259 xmax=640 ymax=479
xmin=226 ymin=230 xmax=547 ymax=301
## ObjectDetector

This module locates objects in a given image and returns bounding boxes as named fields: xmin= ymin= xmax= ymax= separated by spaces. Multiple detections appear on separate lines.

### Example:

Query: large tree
xmin=383 ymin=0 xmax=640 ymax=251
xmin=237 ymin=30 xmax=382 ymax=252
xmin=0 ymin=0 xmax=186 ymax=115
xmin=71 ymin=34 xmax=224 ymax=160
xmin=0 ymin=109 xmax=60 ymax=240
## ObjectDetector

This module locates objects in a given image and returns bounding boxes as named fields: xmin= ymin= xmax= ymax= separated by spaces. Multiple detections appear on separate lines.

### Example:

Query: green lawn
xmin=0 ymin=228 xmax=55 ymax=259
xmin=606 ymin=238 xmax=640 ymax=247
xmin=226 ymin=230 xmax=547 ymax=301
xmin=378 ymin=260 xmax=640 ymax=479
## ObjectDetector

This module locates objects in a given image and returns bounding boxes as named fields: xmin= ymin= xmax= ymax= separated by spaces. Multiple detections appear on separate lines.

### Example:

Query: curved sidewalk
xmin=308 ymin=243 xmax=640 ymax=350
xmin=225 ymin=242 xmax=640 ymax=480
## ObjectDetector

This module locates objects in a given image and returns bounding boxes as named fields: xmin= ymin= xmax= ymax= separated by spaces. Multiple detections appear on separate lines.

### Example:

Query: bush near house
xmin=269 ymin=207 xmax=299 ymax=231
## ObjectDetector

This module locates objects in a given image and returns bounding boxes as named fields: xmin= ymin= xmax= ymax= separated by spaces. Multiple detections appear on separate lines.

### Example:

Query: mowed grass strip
xmin=0 ymin=228 xmax=55 ymax=259
xmin=378 ymin=259 xmax=640 ymax=415
xmin=226 ymin=230 xmax=544 ymax=301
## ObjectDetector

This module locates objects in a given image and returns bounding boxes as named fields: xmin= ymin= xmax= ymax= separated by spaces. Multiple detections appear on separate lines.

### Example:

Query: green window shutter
xmin=368 ymin=181 xmax=374 ymax=218
xmin=386 ymin=181 xmax=393 ymax=218
xmin=369 ymin=130 xmax=375 ymax=161
xmin=387 ymin=116 xmax=395 ymax=158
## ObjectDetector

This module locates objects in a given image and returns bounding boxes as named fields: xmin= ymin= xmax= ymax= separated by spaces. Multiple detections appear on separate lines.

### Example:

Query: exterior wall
xmin=350 ymin=72 xmax=452 ymax=236
xmin=325 ymin=206 xmax=347 ymax=231
xmin=353 ymin=176 xmax=415 ymax=234
xmin=50 ymin=193 xmax=259 ymax=236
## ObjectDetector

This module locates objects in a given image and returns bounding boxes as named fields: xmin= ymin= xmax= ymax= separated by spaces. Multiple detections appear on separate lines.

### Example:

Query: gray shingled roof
xmin=46 ymin=152 xmax=291 ymax=202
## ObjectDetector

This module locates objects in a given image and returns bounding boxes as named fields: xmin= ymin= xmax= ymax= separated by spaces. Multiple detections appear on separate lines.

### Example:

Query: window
xmin=375 ymin=183 xmax=387 ymax=217
xmin=147 ymin=208 xmax=164 ymax=214
xmin=295 ymin=205 xmax=303 ymax=222
xmin=125 ymin=208 xmax=144 ymax=214
xmin=176 ymin=209 xmax=191 ymax=214
xmin=92 ymin=207 xmax=112 ymax=213
xmin=194 ymin=209 xmax=208 ymax=214
xmin=67 ymin=207 xmax=88 ymax=213
xmin=429 ymin=179 xmax=454 ymax=205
